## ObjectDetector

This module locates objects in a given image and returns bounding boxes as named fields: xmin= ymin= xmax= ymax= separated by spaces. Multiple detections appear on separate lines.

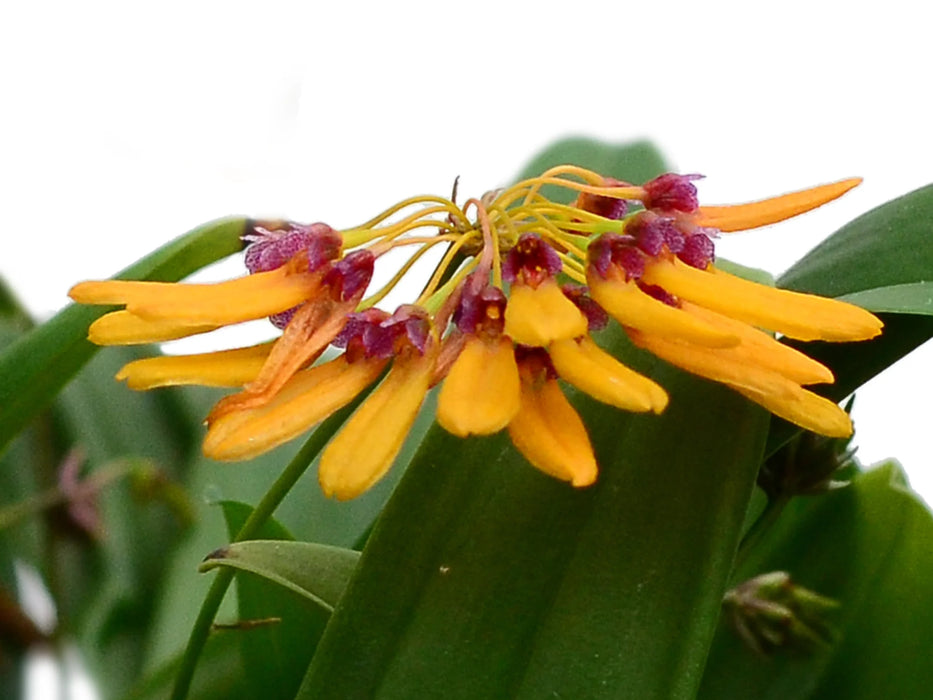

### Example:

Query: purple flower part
xmin=270 ymin=306 xmax=299 ymax=330
xmin=455 ymin=283 xmax=507 ymax=334
xmin=678 ymin=232 xmax=715 ymax=269
xmin=643 ymin=173 xmax=704 ymax=214
xmin=663 ymin=225 xmax=686 ymax=254
xmin=244 ymin=222 xmax=341 ymax=274
xmin=637 ymin=283 xmax=679 ymax=307
xmin=502 ymin=234 xmax=563 ymax=287
xmin=325 ymin=250 xmax=375 ymax=301
xmin=306 ymin=224 xmax=343 ymax=269
xmin=587 ymin=234 xmax=623 ymax=277
xmin=382 ymin=305 xmax=432 ymax=355
xmin=576 ymin=176 xmax=632 ymax=220
xmin=334 ymin=309 xmax=391 ymax=349
xmin=614 ymin=245 xmax=645 ymax=281
xmin=562 ymin=284 xmax=608 ymax=331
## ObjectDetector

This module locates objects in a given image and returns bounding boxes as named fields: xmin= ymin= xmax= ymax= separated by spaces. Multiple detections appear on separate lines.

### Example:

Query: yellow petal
xmin=70 ymin=266 xmax=321 ymax=325
xmin=115 ymin=342 xmax=275 ymax=389
xmin=319 ymin=349 xmax=435 ymax=500
xmin=504 ymin=279 xmax=588 ymax=347
xmin=203 ymin=355 xmax=386 ymax=461
xmin=507 ymin=375 xmax=597 ymax=487
xmin=587 ymin=273 xmax=739 ymax=348
xmin=549 ymin=336 xmax=668 ymax=413
xmin=437 ymin=336 xmax=520 ymax=436
xmin=642 ymin=258 xmax=883 ymax=342
xmin=695 ymin=178 xmax=862 ymax=232
xmin=630 ymin=329 xmax=806 ymax=396
xmin=206 ymin=297 xmax=353 ymax=421
xmin=629 ymin=330 xmax=852 ymax=437
xmin=735 ymin=384 xmax=853 ymax=438
xmin=88 ymin=310 xmax=218 ymax=345
xmin=681 ymin=303 xmax=834 ymax=385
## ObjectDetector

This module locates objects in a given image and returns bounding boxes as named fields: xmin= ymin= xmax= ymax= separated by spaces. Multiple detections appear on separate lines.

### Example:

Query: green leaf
xmin=217 ymin=502 xmax=331 ymax=700
xmin=699 ymin=462 xmax=933 ymax=699
xmin=0 ymin=216 xmax=247 ymax=459
xmin=838 ymin=281 xmax=933 ymax=315
xmin=513 ymin=136 xmax=668 ymax=203
xmin=780 ymin=184 xmax=933 ymax=298
xmin=200 ymin=540 xmax=359 ymax=612
xmin=298 ymin=326 xmax=770 ymax=699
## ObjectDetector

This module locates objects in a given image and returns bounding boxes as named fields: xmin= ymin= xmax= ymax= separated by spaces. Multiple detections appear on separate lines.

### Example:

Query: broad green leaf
xmin=780 ymin=184 xmax=933 ymax=298
xmin=0 ymin=216 xmax=247 ymax=459
xmin=200 ymin=540 xmax=359 ymax=612
xmin=219 ymin=502 xmax=329 ymax=700
xmin=298 ymin=324 xmax=770 ymax=699
xmin=699 ymin=462 xmax=933 ymax=699
xmin=513 ymin=136 xmax=668 ymax=203
xmin=838 ymin=281 xmax=933 ymax=315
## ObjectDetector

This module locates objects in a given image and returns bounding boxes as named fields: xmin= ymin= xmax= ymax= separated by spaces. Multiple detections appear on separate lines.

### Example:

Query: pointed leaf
xmin=216 ymin=502 xmax=333 ymax=700
xmin=838 ymin=281 xmax=933 ymax=315
xmin=200 ymin=540 xmax=359 ymax=612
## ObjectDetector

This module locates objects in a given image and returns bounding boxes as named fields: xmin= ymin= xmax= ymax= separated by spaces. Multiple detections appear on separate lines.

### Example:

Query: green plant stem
xmin=734 ymin=494 xmax=790 ymax=573
xmin=170 ymin=400 xmax=362 ymax=700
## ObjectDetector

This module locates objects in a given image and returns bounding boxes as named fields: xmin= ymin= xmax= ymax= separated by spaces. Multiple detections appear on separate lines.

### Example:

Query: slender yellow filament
xmin=359 ymin=237 xmax=458 ymax=310
xmin=417 ymin=230 xmax=479 ymax=303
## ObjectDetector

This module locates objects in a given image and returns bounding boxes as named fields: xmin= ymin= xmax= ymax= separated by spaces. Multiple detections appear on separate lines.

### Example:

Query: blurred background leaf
xmin=700 ymin=462 xmax=933 ymax=699
xmin=0 ymin=217 xmax=247 ymax=459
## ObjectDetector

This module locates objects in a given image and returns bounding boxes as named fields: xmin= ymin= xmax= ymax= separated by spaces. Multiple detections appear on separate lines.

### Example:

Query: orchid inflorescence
xmin=70 ymin=166 xmax=882 ymax=499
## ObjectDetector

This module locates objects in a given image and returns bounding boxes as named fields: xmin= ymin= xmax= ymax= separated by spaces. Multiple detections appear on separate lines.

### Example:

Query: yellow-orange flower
xmin=69 ymin=167 xmax=882 ymax=499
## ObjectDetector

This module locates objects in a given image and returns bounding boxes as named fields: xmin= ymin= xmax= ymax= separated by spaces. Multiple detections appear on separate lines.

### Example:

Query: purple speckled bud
xmin=324 ymin=250 xmax=375 ymax=302
xmin=575 ymin=177 xmax=631 ymax=220
xmin=643 ymin=173 xmax=703 ymax=214
xmin=678 ymin=232 xmax=715 ymax=269
xmin=382 ymin=305 xmax=431 ymax=355
xmin=502 ymin=234 xmax=563 ymax=288
xmin=244 ymin=222 xmax=340 ymax=274
xmin=268 ymin=308 xmax=298 ymax=330
xmin=588 ymin=233 xmax=644 ymax=281
xmin=454 ymin=280 xmax=507 ymax=335
xmin=615 ymin=246 xmax=645 ymax=281
xmin=333 ymin=306 xmax=432 ymax=359
xmin=638 ymin=283 xmax=679 ymax=307
xmin=334 ymin=309 xmax=393 ymax=358
xmin=562 ymin=284 xmax=608 ymax=331
xmin=587 ymin=234 xmax=619 ymax=278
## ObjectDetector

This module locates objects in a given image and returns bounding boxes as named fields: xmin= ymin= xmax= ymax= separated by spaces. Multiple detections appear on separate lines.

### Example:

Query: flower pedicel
xmin=70 ymin=166 xmax=882 ymax=499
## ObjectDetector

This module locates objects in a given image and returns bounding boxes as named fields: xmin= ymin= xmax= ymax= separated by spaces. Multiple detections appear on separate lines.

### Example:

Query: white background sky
xmin=2 ymin=1 xmax=932 ymax=694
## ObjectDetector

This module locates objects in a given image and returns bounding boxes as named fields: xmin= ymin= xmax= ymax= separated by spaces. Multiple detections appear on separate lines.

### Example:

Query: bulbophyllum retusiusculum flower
xmin=70 ymin=166 xmax=882 ymax=499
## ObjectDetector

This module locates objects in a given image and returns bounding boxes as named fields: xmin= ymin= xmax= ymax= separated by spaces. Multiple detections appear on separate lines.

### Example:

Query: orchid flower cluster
xmin=70 ymin=166 xmax=882 ymax=499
